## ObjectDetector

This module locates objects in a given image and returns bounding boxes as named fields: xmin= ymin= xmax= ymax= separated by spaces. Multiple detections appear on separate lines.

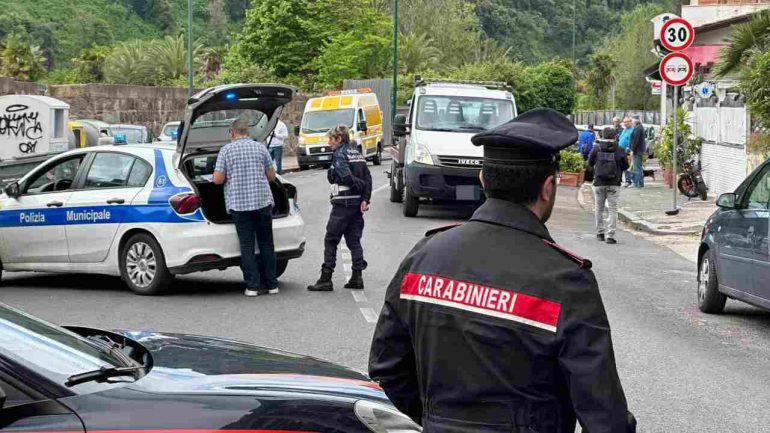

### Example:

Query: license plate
xmin=456 ymin=185 xmax=479 ymax=200
xmin=318 ymin=156 xmax=331 ymax=161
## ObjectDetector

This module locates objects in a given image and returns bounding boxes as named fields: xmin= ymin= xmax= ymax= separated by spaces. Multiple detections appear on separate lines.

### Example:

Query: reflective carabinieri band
xmin=331 ymin=195 xmax=361 ymax=201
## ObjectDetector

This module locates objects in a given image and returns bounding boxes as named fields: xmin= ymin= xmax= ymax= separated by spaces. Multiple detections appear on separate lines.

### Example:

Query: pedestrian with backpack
xmin=588 ymin=127 xmax=629 ymax=245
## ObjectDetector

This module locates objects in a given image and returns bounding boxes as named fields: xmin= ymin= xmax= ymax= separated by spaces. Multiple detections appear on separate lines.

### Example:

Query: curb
xmin=577 ymin=184 xmax=702 ymax=236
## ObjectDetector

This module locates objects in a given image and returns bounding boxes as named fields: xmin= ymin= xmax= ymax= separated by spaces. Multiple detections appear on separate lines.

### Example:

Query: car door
xmin=743 ymin=165 xmax=770 ymax=302
xmin=718 ymin=165 xmax=770 ymax=298
xmin=0 ymin=155 xmax=86 ymax=264
xmin=0 ymin=372 xmax=84 ymax=433
xmin=65 ymin=152 xmax=152 ymax=263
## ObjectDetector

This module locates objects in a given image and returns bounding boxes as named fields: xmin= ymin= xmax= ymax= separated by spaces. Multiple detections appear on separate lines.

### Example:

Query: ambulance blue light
xmin=225 ymin=92 xmax=237 ymax=101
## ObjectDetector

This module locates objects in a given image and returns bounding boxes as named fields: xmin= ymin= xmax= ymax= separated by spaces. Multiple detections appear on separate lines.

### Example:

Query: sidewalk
xmin=577 ymin=177 xmax=716 ymax=236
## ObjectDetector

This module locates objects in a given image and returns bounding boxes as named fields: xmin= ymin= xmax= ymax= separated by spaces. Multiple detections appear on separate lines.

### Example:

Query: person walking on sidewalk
xmin=268 ymin=119 xmax=288 ymax=174
xmin=214 ymin=117 xmax=278 ymax=297
xmin=629 ymin=117 xmax=646 ymax=188
xmin=308 ymin=125 xmax=372 ymax=292
xmin=618 ymin=117 xmax=634 ymax=187
xmin=588 ymin=127 xmax=629 ymax=245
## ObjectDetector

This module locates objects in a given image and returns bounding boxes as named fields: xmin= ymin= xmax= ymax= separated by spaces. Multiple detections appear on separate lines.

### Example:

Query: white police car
xmin=0 ymin=84 xmax=305 ymax=295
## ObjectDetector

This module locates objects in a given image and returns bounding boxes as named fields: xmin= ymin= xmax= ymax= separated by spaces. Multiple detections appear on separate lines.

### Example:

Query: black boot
xmin=344 ymin=269 xmax=364 ymax=290
xmin=307 ymin=267 xmax=334 ymax=292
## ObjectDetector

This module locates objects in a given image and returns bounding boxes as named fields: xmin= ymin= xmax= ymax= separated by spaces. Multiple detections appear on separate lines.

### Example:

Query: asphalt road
xmin=2 ymin=161 xmax=770 ymax=432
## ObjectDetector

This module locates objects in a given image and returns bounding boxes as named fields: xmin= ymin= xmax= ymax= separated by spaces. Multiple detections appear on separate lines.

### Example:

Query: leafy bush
xmin=559 ymin=149 xmax=584 ymax=173
xmin=741 ymin=50 xmax=770 ymax=128
xmin=656 ymin=108 xmax=702 ymax=170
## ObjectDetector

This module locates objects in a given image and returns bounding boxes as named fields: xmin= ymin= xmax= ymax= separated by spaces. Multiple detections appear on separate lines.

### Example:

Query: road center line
xmin=352 ymin=291 xmax=368 ymax=303
xmin=360 ymin=307 xmax=378 ymax=323
xmin=372 ymin=184 xmax=388 ymax=194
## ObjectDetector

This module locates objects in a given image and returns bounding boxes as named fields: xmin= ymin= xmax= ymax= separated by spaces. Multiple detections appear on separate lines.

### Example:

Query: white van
xmin=391 ymin=79 xmax=518 ymax=217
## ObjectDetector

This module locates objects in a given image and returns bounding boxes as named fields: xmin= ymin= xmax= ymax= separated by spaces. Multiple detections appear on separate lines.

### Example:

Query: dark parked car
xmin=698 ymin=160 xmax=770 ymax=313
xmin=0 ymin=303 xmax=421 ymax=432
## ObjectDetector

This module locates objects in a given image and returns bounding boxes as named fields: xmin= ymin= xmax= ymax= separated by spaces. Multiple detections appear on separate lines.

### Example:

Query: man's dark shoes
xmin=606 ymin=238 xmax=617 ymax=245
xmin=597 ymin=234 xmax=605 ymax=242
xmin=344 ymin=270 xmax=364 ymax=290
xmin=307 ymin=267 xmax=334 ymax=292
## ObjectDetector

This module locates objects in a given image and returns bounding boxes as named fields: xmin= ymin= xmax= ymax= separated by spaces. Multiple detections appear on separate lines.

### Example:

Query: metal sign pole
xmin=672 ymin=85 xmax=678 ymax=212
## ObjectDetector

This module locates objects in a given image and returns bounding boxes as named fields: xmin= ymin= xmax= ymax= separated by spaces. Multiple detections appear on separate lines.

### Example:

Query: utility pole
xmin=187 ymin=0 xmax=194 ymax=98
xmin=572 ymin=0 xmax=576 ymax=66
xmin=391 ymin=0 xmax=399 ymax=124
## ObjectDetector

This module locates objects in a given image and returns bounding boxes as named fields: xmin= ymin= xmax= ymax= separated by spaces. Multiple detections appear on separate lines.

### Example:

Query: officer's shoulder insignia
xmin=425 ymin=223 xmax=462 ymax=237
xmin=543 ymin=239 xmax=592 ymax=269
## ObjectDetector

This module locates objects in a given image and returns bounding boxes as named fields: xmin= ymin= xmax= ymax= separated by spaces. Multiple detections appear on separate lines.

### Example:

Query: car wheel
xmin=276 ymin=259 xmax=289 ymax=278
xmin=0 ymin=258 xmax=3 ymax=286
xmin=373 ymin=144 xmax=382 ymax=166
xmin=120 ymin=233 xmax=173 ymax=296
xmin=403 ymin=187 xmax=419 ymax=217
xmin=698 ymin=249 xmax=726 ymax=314
xmin=390 ymin=176 xmax=403 ymax=203
xmin=299 ymin=164 xmax=309 ymax=171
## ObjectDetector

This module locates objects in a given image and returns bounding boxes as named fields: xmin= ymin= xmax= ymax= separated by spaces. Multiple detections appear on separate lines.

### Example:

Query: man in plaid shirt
xmin=214 ymin=117 xmax=278 ymax=297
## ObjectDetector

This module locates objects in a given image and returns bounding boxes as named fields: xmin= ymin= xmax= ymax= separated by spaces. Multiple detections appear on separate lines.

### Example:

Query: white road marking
xmin=372 ymin=184 xmax=389 ymax=194
xmin=360 ymin=307 xmax=379 ymax=323
xmin=352 ymin=291 xmax=368 ymax=303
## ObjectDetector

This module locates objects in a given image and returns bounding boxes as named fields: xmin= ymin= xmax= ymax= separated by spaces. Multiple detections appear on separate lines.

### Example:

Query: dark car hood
xmin=116 ymin=330 xmax=387 ymax=402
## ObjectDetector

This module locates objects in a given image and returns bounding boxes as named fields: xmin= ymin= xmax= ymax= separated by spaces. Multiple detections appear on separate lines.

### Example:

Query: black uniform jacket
xmin=327 ymin=142 xmax=373 ymax=204
xmin=369 ymin=198 xmax=634 ymax=433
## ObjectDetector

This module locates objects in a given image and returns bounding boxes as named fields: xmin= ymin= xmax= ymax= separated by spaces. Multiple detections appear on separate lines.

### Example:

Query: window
xmin=0 ymin=377 xmax=36 ymax=408
xmin=84 ymin=153 xmax=137 ymax=189
xmin=301 ymin=109 xmax=355 ymax=134
xmin=746 ymin=167 xmax=770 ymax=210
xmin=415 ymin=96 xmax=515 ymax=132
xmin=127 ymin=159 xmax=152 ymax=187
xmin=25 ymin=156 xmax=84 ymax=195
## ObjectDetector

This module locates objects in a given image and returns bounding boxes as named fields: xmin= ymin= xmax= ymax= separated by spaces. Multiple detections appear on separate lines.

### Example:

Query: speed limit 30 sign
xmin=660 ymin=17 xmax=694 ymax=52
xmin=659 ymin=52 xmax=694 ymax=86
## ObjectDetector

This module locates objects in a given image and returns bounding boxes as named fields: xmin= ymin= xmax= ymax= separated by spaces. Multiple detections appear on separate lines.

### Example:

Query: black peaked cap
xmin=471 ymin=108 xmax=579 ymax=165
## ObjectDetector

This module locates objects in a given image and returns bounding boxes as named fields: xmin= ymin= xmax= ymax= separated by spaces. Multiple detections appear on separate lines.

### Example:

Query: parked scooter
xmin=678 ymin=158 xmax=708 ymax=201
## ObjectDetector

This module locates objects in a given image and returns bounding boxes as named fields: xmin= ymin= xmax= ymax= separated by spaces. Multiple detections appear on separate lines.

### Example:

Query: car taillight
xmin=170 ymin=193 xmax=200 ymax=214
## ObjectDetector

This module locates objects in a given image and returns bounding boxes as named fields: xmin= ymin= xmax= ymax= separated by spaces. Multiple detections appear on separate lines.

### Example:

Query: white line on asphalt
xmin=360 ymin=307 xmax=379 ymax=323
xmin=352 ymin=291 xmax=368 ymax=303
xmin=372 ymin=184 xmax=388 ymax=194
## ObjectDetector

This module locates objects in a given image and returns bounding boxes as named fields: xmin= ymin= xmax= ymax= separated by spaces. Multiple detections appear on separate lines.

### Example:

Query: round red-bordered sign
xmin=659 ymin=52 xmax=694 ymax=86
xmin=660 ymin=17 xmax=695 ymax=52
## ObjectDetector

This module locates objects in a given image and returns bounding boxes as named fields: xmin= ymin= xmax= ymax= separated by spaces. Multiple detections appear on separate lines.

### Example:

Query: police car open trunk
xmin=176 ymin=84 xmax=295 ymax=223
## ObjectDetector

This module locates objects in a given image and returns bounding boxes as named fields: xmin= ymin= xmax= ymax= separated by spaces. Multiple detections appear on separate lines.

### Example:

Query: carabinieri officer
xmin=368 ymin=109 xmax=636 ymax=432
xmin=308 ymin=125 xmax=372 ymax=292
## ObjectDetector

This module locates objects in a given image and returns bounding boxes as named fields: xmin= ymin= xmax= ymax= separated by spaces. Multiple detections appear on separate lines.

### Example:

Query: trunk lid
xmin=176 ymin=84 xmax=295 ymax=165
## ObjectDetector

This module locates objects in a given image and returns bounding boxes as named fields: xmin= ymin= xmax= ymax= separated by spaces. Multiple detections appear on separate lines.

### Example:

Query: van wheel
xmin=403 ymin=187 xmax=419 ymax=217
xmin=372 ymin=144 xmax=382 ymax=166
xmin=120 ymin=233 xmax=173 ymax=296
xmin=698 ymin=249 xmax=726 ymax=314
xmin=0 ymin=258 xmax=3 ymax=286
xmin=276 ymin=259 xmax=289 ymax=278
xmin=299 ymin=164 xmax=309 ymax=171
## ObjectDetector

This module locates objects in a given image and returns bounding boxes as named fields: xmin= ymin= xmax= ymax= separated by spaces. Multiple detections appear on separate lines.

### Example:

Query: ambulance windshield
xmin=301 ymin=109 xmax=355 ymax=134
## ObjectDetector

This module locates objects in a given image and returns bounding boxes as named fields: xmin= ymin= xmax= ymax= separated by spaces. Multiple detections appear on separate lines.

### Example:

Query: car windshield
xmin=415 ymin=96 xmax=514 ymax=132
xmin=110 ymin=128 xmax=145 ymax=144
xmin=0 ymin=304 xmax=130 ymax=393
xmin=188 ymin=109 xmax=268 ymax=146
xmin=162 ymin=124 xmax=179 ymax=137
xmin=301 ymin=109 xmax=354 ymax=134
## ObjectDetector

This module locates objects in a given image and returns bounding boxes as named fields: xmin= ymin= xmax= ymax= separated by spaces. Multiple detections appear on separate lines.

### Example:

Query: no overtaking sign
xmin=659 ymin=52 xmax=694 ymax=87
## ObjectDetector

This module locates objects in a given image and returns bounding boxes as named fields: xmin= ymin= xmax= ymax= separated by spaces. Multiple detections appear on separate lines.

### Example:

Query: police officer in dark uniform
xmin=308 ymin=125 xmax=373 ymax=291
xmin=369 ymin=109 xmax=636 ymax=433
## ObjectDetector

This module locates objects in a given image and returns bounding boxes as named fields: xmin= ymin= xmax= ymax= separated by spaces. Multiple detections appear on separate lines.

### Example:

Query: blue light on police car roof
xmin=114 ymin=133 xmax=127 ymax=145
xmin=225 ymin=92 xmax=237 ymax=100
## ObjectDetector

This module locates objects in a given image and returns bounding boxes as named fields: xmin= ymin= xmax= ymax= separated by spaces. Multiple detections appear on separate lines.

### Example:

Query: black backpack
xmin=594 ymin=142 xmax=618 ymax=181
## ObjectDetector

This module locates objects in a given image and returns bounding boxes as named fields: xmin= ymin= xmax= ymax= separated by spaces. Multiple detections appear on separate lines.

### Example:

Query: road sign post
xmin=657 ymin=16 xmax=694 ymax=214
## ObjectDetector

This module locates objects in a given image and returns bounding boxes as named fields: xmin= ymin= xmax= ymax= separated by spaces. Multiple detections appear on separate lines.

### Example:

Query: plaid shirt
xmin=215 ymin=138 xmax=274 ymax=212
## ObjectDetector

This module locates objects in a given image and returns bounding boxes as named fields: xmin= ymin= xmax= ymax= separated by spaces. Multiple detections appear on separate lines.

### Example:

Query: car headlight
xmin=414 ymin=143 xmax=434 ymax=165
xmin=298 ymin=136 xmax=306 ymax=145
xmin=354 ymin=400 xmax=422 ymax=432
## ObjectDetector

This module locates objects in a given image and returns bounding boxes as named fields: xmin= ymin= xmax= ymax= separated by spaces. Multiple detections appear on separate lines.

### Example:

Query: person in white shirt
xmin=269 ymin=119 xmax=289 ymax=174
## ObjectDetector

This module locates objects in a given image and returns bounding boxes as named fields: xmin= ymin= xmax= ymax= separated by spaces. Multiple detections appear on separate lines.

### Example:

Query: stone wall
xmin=0 ymin=76 xmax=315 ymax=155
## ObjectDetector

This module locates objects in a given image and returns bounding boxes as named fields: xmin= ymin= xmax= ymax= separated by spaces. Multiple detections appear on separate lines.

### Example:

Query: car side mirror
xmin=4 ymin=182 xmax=20 ymax=198
xmin=358 ymin=120 xmax=368 ymax=133
xmin=294 ymin=125 xmax=301 ymax=136
xmin=0 ymin=385 xmax=6 ymax=409
xmin=717 ymin=193 xmax=736 ymax=209
xmin=393 ymin=114 xmax=408 ymax=137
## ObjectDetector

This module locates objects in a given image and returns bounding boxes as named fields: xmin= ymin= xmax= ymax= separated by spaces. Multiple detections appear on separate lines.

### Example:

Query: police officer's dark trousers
xmin=323 ymin=201 xmax=367 ymax=272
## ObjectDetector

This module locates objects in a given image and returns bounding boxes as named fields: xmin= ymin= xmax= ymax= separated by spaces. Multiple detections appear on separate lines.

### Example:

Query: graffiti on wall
xmin=0 ymin=104 xmax=42 ymax=154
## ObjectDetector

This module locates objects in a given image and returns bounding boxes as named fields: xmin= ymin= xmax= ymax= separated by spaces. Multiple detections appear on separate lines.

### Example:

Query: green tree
xmin=516 ymin=61 xmax=576 ymax=114
xmin=315 ymin=31 xmax=391 ymax=89
xmin=151 ymin=34 xmax=202 ymax=85
xmin=103 ymin=39 xmax=154 ymax=85
xmin=399 ymin=32 xmax=442 ymax=74
xmin=715 ymin=10 xmax=770 ymax=77
xmin=72 ymin=45 xmax=112 ymax=83
xmin=585 ymin=51 xmax=616 ymax=108
xmin=199 ymin=46 xmax=226 ymax=81
xmin=1 ymin=33 xmax=46 ymax=81
xmin=741 ymin=50 xmax=770 ymax=127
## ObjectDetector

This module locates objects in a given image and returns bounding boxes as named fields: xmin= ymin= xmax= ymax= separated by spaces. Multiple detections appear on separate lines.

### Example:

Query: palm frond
xmin=715 ymin=10 xmax=770 ymax=77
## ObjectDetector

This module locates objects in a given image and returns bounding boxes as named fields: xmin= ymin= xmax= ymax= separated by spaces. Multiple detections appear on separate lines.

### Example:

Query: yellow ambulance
xmin=295 ymin=88 xmax=383 ymax=170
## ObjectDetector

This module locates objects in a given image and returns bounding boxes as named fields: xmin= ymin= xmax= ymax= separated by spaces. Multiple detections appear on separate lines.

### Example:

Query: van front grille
xmin=437 ymin=155 xmax=483 ymax=169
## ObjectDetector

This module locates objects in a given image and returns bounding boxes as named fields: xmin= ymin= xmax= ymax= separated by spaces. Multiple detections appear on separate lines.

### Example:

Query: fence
xmin=572 ymin=110 xmax=661 ymax=127
xmin=343 ymin=79 xmax=392 ymax=146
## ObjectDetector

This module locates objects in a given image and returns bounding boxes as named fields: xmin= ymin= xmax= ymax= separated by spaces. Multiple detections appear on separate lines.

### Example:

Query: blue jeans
xmin=632 ymin=153 xmax=644 ymax=187
xmin=232 ymin=206 xmax=277 ymax=290
xmin=270 ymin=146 xmax=283 ymax=174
